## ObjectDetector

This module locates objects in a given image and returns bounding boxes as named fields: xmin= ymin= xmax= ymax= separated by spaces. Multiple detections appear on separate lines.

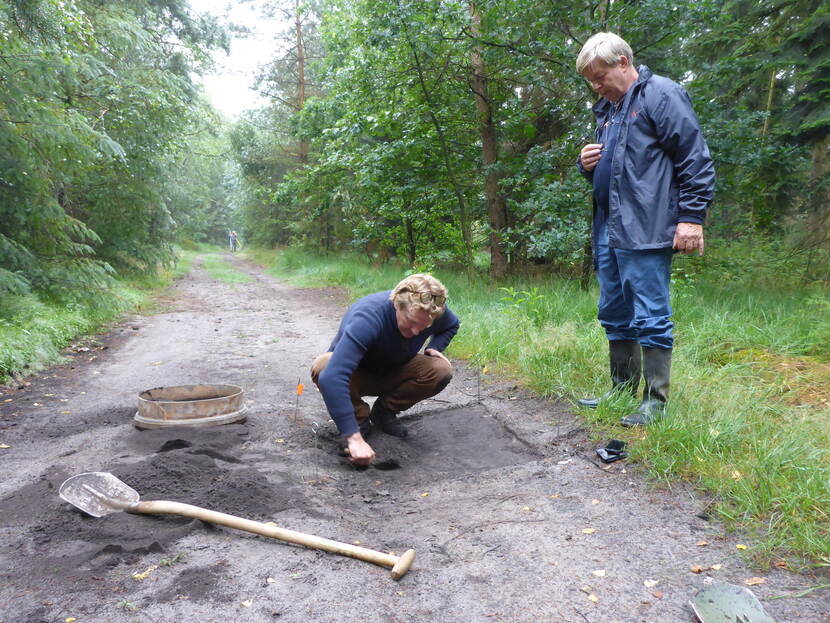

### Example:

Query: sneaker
xmin=370 ymin=401 xmax=408 ymax=438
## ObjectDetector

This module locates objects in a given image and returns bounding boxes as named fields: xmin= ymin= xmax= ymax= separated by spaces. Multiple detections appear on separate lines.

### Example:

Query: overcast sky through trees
xmin=189 ymin=0 xmax=285 ymax=117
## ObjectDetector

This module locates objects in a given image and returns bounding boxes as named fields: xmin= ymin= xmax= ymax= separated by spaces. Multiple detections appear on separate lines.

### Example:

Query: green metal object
xmin=689 ymin=581 xmax=776 ymax=623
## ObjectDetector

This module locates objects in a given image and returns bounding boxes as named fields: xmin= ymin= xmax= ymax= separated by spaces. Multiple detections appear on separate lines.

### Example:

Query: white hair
xmin=576 ymin=32 xmax=634 ymax=75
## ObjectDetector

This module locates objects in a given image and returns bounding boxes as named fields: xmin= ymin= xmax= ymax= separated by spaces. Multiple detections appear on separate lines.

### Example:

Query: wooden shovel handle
xmin=131 ymin=500 xmax=415 ymax=579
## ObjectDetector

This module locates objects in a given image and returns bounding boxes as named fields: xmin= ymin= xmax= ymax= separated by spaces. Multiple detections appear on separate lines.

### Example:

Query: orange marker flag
xmin=297 ymin=383 xmax=304 ymax=396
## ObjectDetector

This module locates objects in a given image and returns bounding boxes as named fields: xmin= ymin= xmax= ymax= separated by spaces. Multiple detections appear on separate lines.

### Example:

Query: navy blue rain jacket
xmin=578 ymin=65 xmax=715 ymax=250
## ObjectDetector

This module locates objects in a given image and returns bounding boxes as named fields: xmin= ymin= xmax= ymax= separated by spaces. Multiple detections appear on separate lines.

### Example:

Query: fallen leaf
xmin=266 ymin=577 xmax=276 ymax=584
xmin=32 ymin=402 xmax=42 ymax=406
xmin=132 ymin=565 xmax=158 ymax=581
xmin=549 ymin=493 xmax=561 ymax=499
xmin=420 ymin=492 xmax=429 ymax=497
xmin=522 ymin=506 xmax=531 ymax=512
xmin=774 ymin=560 xmax=788 ymax=568
xmin=736 ymin=544 xmax=748 ymax=550
xmin=579 ymin=585 xmax=592 ymax=594
xmin=744 ymin=577 xmax=766 ymax=586
xmin=396 ymin=591 xmax=404 ymax=597
xmin=731 ymin=470 xmax=743 ymax=480
xmin=587 ymin=593 xmax=599 ymax=603
xmin=152 ymin=361 xmax=162 ymax=366
xmin=353 ymin=540 xmax=361 ymax=545
xmin=690 ymin=565 xmax=705 ymax=574
xmin=651 ymin=590 xmax=664 ymax=599
xmin=65 ymin=619 xmax=76 ymax=623
xmin=591 ymin=570 xmax=606 ymax=577
xmin=591 ymin=499 xmax=600 ymax=505
xmin=581 ymin=528 xmax=596 ymax=534
xmin=275 ymin=438 xmax=285 ymax=443
xmin=241 ymin=599 xmax=253 ymax=607
xmin=61 ymin=411 xmax=71 ymax=415
xmin=711 ymin=564 xmax=723 ymax=571
xmin=265 ymin=521 xmax=278 ymax=527
xmin=643 ymin=579 xmax=659 ymax=588
xmin=0 ymin=444 xmax=10 ymax=449
xmin=696 ymin=540 xmax=709 ymax=546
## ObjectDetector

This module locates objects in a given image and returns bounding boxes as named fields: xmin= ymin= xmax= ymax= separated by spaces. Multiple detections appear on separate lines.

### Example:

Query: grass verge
xmin=252 ymin=246 xmax=829 ymax=570
xmin=201 ymin=253 xmax=253 ymax=284
xmin=0 ymin=248 xmax=196 ymax=384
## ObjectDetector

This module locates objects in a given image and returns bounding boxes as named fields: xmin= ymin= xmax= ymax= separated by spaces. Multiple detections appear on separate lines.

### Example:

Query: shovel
xmin=59 ymin=472 xmax=416 ymax=580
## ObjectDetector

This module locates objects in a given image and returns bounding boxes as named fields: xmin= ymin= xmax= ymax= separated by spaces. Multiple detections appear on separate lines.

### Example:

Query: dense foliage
xmin=5 ymin=0 xmax=827 ymax=295
xmin=231 ymin=0 xmax=829 ymax=281
xmin=0 ymin=0 xmax=231 ymax=303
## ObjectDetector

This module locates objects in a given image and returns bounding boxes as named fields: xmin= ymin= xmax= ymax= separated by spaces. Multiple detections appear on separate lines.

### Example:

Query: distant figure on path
xmin=574 ymin=32 xmax=715 ymax=426
xmin=311 ymin=274 xmax=460 ymax=466
xmin=229 ymin=230 xmax=239 ymax=253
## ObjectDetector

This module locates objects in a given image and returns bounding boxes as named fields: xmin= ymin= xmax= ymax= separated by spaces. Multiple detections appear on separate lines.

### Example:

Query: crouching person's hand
xmin=345 ymin=433 xmax=375 ymax=466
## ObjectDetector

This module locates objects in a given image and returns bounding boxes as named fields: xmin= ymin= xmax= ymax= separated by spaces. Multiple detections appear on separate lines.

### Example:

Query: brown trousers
xmin=310 ymin=353 xmax=453 ymax=424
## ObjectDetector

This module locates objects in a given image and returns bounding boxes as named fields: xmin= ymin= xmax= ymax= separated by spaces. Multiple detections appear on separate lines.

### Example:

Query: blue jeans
xmin=595 ymin=220 xmax=674 ymax=350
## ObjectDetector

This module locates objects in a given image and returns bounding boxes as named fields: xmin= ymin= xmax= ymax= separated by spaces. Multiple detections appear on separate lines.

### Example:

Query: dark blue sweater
xmin=318 ymin=291 xmax=460 ymax=436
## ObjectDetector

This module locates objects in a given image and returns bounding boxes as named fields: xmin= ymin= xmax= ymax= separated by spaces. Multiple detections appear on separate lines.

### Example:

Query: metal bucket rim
xmin=133 ymin=405 xmax=248 ymax=429
xmin=137 ymin=384 xmax=244 ymax=404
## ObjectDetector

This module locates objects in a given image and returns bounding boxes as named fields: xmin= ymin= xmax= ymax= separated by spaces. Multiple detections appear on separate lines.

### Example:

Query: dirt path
xmin=0 ymin=255 xmax=826 ymax=623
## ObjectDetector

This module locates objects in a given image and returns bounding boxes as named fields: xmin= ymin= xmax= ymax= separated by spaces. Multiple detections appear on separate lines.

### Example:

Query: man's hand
xmin=345 ymin=432 xmax=375 ymax=466
xmin=424 ymin=348 xmax=449 ymax=364
xmin=579 ymin=143 xmax=604 ymax=172
xmin=673 ymin=222 xmax=705 ymax=256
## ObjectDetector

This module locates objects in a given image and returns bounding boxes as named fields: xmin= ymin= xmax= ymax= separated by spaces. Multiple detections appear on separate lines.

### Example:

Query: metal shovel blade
xmin=59 ymin=472 xmax=140 ymax=517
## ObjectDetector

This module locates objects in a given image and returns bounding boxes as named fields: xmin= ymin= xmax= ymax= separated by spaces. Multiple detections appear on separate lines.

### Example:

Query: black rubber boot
xmin=578 ymin=340 xmax=641 ymax=408
xmin=621 ymin=347 xmax=671 ymax=427
xmin=358 ymin=418 xmax=372 ymax=439
xmin=370 ymin=400 xmax=408 ymax=438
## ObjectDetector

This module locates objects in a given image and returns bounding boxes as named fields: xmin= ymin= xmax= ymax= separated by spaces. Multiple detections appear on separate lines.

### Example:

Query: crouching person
xmin=311 ymin=274 xmax=460 ymax=466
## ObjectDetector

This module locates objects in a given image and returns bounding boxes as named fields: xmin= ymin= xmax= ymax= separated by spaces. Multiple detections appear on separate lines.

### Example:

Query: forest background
xmin=1 ymin=0 xmax=828 ymax=568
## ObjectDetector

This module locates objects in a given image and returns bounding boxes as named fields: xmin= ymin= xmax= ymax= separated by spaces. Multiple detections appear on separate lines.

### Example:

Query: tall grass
xmin=256 ymin=246 xmax=829 ymax=568
xmin=0 ymin=248 xmax=196 ymax=383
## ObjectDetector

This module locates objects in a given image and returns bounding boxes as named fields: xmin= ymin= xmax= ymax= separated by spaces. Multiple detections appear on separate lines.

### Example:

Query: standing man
xmin=575 ymin=32 xmax=715 ymax=426
xmin=229 ymin=230 xmax=239 ymax=253
xmin=311 ymin=274 xmax=459 ymax=465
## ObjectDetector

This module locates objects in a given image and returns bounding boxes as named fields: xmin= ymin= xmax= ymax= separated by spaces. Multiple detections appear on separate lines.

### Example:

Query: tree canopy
xmin=1 ymin=0 xmax=231 ymax=300
xmin=2 ymin=0 xmax=828 ymax=296
xmin=230 ymin=0 xmax=829 ymax=281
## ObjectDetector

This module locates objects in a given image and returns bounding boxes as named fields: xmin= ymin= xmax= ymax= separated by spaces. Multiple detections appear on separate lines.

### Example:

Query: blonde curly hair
xmin=390 ymin=273 xmax=448 ymax=319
